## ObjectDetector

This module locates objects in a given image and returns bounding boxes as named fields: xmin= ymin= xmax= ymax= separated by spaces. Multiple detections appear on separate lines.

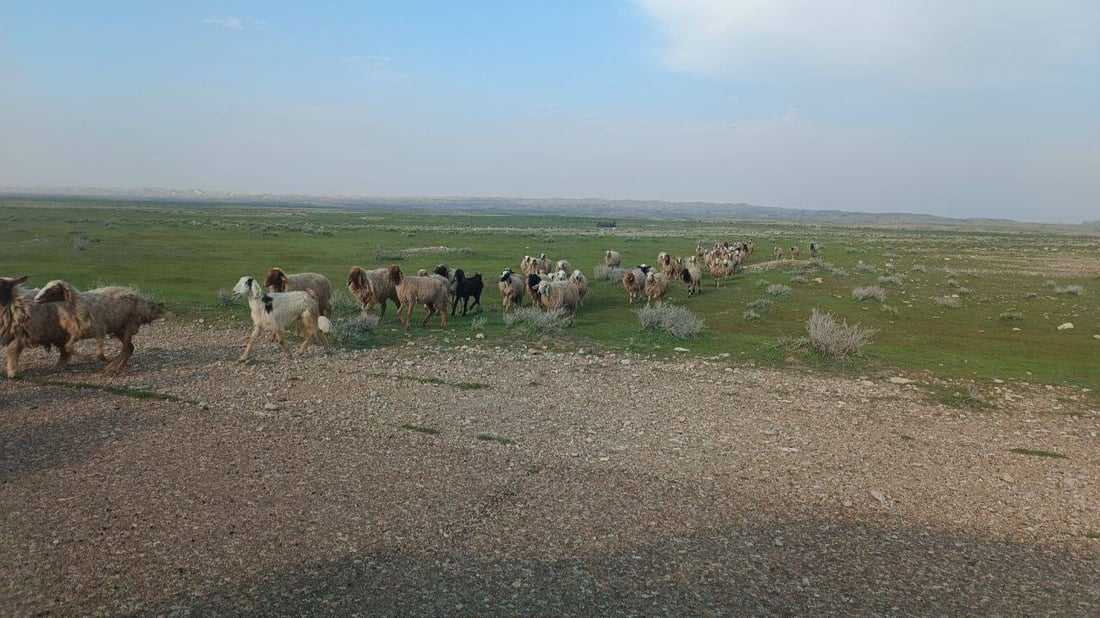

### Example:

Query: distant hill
xmin=0 ymin=186 xmax=1090 ymax=231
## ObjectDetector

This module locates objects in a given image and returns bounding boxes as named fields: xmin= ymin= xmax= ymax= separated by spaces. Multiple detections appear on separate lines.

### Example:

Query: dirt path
xmin=2 ymin=319 xmax=1098 ymax=616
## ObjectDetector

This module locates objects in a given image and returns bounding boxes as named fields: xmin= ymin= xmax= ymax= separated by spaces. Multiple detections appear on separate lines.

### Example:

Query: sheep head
xmin=526 ymin=273 xmax=542 ymax=292
xmin=433 ymin=264 xmax=450 ymax=278
xmin=347 ymin=266 xmax=369 ymax=294
xmin=0 ymin=276 xmax=29 ymax=305
xmin=33 ymin=280 xmax=75 ymax=304
xmin=454 ymin=268 xmax=466 ymax=282
xmin=232 ymin=276 xmax=257 ymax=299
xmin=387 ymin=265 xmax=403 ymax=285
xmin=264 ymin=268 xmax=289 ymax=292
xmin=500 ymin=269 xmax=513 ymax=282
xmin=623 ymin=271 xmax=636 ymax=285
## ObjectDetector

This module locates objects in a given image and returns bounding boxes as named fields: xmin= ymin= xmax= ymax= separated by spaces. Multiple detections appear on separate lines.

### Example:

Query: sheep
xmin=658 ymin=252 xmax=683 ymax=280
xmin=550 ymin=269 xmax=570 ymax=282
xmin=773 ymin=246 xmax=784 ymax=261
xmin=709 ymin=259 xmax=734 ymax=287
xmin=644 ymin=271 xmax=671 ymax=306
xmin=810 ymin=242 xmax=821 ymax=258
xmin=2 ymin=276 xmax=74 ymax=378
xmin=535 ymin=279 xmax=579 ymax=326
xmin=681 ymin=258 xmax=703 ymax=297
xmin=604 ymin=250 xmax=622 ymax=268
xmin=526 ymin=273 xmax=549 ymax=307
xmin=451 ymin=269 xmax=483 ymax=317
xmin=264 ymin=268 xmax=333 ymax=317
xmin=347 ymin=266 xmax=402 ymax=320
xmin=498 ymin=269 xmax=525 ymax=313
xmin=232 ymin=276 xmax=330 ymax=362
xmin=789 ymin=246 xmax=801 ymax=261
xmin=568 ymin=269 xmax=588 ymax=304
xmin=33 ymin=280 xmax=164 ymax=374
xmin=621 ymin=265 xmax=649 ymax=305
xmin=554 ymin=260 xmax=573 ymax=277
xmin=388 ymin=265 xmax=449 ymax=330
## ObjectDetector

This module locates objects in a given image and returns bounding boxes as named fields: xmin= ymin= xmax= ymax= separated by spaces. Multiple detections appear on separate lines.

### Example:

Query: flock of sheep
xmin=1 ymin=240 xmax=809 ymax=377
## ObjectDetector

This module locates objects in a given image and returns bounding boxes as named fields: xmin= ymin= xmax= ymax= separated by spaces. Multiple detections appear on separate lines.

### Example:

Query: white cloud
xmin=203 ymin=14 xmax=246 ymax=30
xmin=635 ymin=0 xmax=1100 ymax=88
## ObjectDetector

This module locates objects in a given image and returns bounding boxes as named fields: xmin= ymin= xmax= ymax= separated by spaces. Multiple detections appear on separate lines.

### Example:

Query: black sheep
xmin=451 ymin=269 xmax=483 ymax=316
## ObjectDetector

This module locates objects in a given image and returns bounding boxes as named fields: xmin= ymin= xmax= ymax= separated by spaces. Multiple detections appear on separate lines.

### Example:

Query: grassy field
xmin=2 ymin=197 xmax=1098 ymax=396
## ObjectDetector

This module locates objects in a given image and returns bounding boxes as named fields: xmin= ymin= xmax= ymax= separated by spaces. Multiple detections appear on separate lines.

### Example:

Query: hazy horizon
xmin=3 ymin=2 xmax=1098 ymax=224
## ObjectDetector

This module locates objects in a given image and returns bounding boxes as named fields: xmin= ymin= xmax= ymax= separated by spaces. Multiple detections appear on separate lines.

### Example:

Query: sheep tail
xmin=318 ymin=315 xmax=332 ymax=333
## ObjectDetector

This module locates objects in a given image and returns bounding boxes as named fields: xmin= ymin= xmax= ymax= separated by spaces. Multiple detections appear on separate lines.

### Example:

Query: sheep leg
xmin=275 ymin=331 xmax=292 ymax=359
xmin=105 ymin=336 xmax=135 ymax=375
xmin=421 ymin=303 xmax=434 ymax=327
xmin=238 ymin=326 xmax=262 ymax=362
xmin=439 ymin=305 xmax=447 ymax=329
xmin=5 ymin=340 xmax=23 ymax=378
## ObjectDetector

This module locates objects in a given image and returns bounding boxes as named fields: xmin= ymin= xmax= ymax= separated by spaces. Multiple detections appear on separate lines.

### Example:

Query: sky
xmin=2 ymin=1 xmax=1098 ymax=223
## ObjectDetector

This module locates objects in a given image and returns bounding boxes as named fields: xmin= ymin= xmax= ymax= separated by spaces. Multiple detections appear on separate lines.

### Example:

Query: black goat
xmin=451 ymin=269 xmax=483 ymax=316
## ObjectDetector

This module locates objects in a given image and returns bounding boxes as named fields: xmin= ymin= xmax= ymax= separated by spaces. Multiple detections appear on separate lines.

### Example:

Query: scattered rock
xmin=1057 ymin=322 xmax=1074 ymax=330
xmin=263 ymin=402 xmax=280 ymax=411
xmin=673 ymin=347 xmax=690 ymax=353
xmin=870 ymin=490 xmax=887 ymax=504
xmin=889 ymin=377 xmax=915 ymax=385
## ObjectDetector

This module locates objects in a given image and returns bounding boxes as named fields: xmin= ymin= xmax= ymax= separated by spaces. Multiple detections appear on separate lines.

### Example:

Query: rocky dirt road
xmin=2 ymin=319 xmax=1098 ymax=616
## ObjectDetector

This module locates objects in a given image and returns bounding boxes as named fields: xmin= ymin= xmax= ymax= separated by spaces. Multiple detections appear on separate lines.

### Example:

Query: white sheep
xmin=644 ymin=271 xmax=671 ymax=306
xmin=33 ymin=280 xmax=165 ymax=374
xmin=568 ymin=269 xmax=588 ymax=304
xmin=264 ymin=268 xmax=333 ymax=317
xmin=554 ymin=259 xmax=573 ymax=277
xmin=2 ymin=276 xmax=73 ymax=378
xmin=604 ymin=250 xmax=622 ymax=268
xmin=387 ymin=265 xmax=449 ymax=330
xmin=347 ymin=266 xmax=401 ymax=320
xmin=536 ymin=279 xmax=580 ymax=326
xmin=232 ymin=276 xmax=331 ymax=362
xmin=498 ymin=268 xmax=525 ymax=313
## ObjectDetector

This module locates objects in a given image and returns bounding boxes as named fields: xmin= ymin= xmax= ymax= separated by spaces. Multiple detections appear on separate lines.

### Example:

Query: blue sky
xmin=2 ymin=1 xmax=1098 ymax=222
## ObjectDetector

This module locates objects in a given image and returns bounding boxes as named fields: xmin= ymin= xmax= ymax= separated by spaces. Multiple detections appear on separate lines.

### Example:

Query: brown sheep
xmin=347 ymin=266 xmax=401 ymax=320
xmin=264 ymin=268 xmax=332 ymax=317
xmin=388 ymin=265 xmax=449 ymax=330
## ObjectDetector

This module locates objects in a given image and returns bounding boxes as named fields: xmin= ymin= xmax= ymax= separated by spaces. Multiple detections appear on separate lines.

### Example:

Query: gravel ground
xmin=2 ymin=318 xmax=1099 ymax=616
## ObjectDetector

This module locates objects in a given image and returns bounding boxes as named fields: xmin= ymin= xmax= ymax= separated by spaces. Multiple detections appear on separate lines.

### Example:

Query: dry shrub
xmin=806 ymin=309 xmax=875 ymax=359
xmin=852 ymin=286 xmax=887 ymax=301
xmin=636 ymin=304 xmax=705 ymax=339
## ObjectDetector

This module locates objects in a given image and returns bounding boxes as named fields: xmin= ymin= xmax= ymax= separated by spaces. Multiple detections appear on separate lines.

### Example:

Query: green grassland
xmin=2 ymin=197 xmax=1098 ymax=394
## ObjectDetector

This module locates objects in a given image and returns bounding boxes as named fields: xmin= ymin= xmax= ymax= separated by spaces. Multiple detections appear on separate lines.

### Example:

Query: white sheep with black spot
xmin=232 ymin=276 xmax=330 ymax=362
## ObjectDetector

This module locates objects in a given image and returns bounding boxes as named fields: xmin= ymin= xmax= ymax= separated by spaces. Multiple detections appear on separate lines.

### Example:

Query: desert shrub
xmin=331 ymin=314 xmax=379 ymax=348
xmin=592 ymin=264 xmax=626 ymax=281
xmin=805 ymin=309 xmax=875 ymax=359
xmin=766 ymin=284 xmax=792 ymax=297
xmin=504 ymin=307 xmax=566 ymax=332
xmin=216 ymin=288 xmax=236 ymax=306
xmin=999 ymin=310 xmax=1024 ymax=321
xmin=880 ymin=304 xmax=899 ymax=316
xmin=789 ymin=275 xmax=809 ymax=284
xmin=330 ymin=291 xmax=361 ymax=316
xmin=469 ymin=316 xmax=487 ymax=331
xmin=636 ymin=304 xmax=705 ymax=339
xmin=828 ymin=266 xmax=849 ymax=277
xmin=745 ymin=298 xmax=772 ymax=310
xmin=954 ymin=286 xmax=973 ymax=295
xmin=854 ymin=262 xmax=878 ymax=274
xmin=373 ymin=246 xmax=406 ymax=261
xmin=1054 ymin=285 xmax=1084 ymax=295
xmin=910 ymin=264 xmax=927 ymax=273
xmin=852 ymin=286 xmax=887 ymax=301
xmin=936 ymin=295 xmax=961 ymax=309
xmin=743 ymin=309 xmax=762 ymax=320
xmin=878 ymin=274 xmax=904 ymax=286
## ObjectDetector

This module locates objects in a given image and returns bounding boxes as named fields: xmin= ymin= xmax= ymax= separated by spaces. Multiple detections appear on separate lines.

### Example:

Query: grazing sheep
xmin=33 ymin=280 xmax=164 ymax=374
xmin=810 ymin=242 xmax=821 ymax=258
xmin=681 ymin=258 xmax=703 ymax=297
xmin=347 ymin=266 xmax=402 ymax=320
xmin=568 ymin=269 xmax=588 ymax=304
xmin=658 ymin=253 xmax=683 ymax=280
xmin=498 ymin=269 xmax=525 ymax=313
xmin=388 ymin=265 xmax=449 ymax=330
xmin=773 ymin=246 xmax=783 ymax=261
xmin=2 ymin=276 xmax=73 ymax=378
xmin=554 ymin=260 xmax=573 ymax=277
xmin=604 ymin=250 xmax=622 ymax=268
xmin=232 ymin=276 xmax=330 ymax=362
xmin=644 ymin=271 xmax=671 ymax=306
xmin=789 ymin=247 xmax=801 ymax=261
xmin=622 ymin=265 xmax=649 ymax=305
xmin=535 ymin=279 xmax=580 ymax=325
xmin=264 ymin=268 xmax=333 ymax=317
xmin=451 ymin=269 xmax=483 ymax=317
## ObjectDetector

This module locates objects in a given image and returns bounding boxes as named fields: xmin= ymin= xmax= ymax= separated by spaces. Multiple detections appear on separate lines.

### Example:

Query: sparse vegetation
xmin=1054 ymin=285 xmax=1084 ymax=295
xmin=804 ymin=309 xmax=876 ymax=359
xmin=852 ymin=286 xmax=887 ymax=302
xmin=636 ymin=303 xmax=705 ymax=338
xmin=936 ymin=295 xmax=962 ymax=309
xmin=766 ymin=284 xmax=792 ymax=297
